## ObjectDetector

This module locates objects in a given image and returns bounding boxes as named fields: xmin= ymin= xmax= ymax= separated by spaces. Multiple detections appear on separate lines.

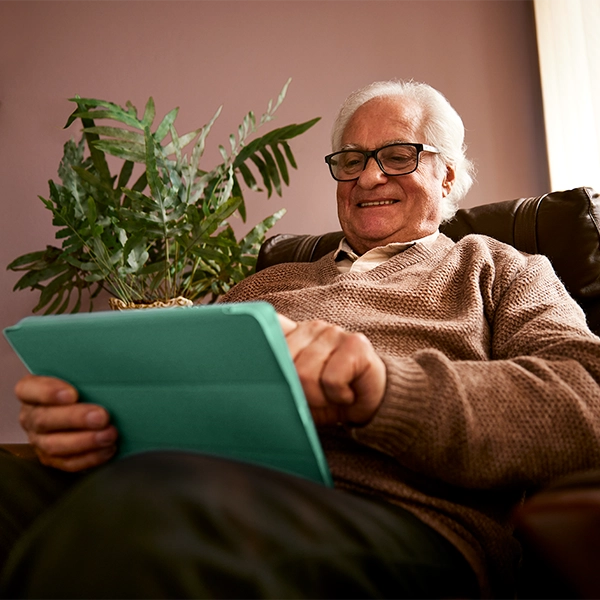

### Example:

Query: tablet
xmin=3 ymin=301 xmax=332 ymax=486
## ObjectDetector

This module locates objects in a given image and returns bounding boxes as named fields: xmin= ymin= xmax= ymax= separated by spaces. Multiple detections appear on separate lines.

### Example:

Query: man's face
xmin=336 ymin=97 xmax=454 ymax=255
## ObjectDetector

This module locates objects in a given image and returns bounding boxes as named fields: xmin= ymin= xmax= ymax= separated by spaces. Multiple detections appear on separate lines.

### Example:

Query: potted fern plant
xmin=8 ymin=80 xmax=319 ymax=312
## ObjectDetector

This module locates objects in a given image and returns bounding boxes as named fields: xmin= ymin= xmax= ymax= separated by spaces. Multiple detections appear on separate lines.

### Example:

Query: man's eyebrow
xmin=339 ymin=143 xmax=362 ymax=151
xmin=340 ymin=139 xmax=410 ymax=151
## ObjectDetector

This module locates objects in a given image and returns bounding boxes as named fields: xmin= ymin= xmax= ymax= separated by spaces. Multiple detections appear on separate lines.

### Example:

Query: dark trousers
xmin=0 ymin=450 xmax=478 ymax=599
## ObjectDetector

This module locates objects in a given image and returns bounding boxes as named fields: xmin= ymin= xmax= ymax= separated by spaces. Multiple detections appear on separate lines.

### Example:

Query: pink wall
xmin=0 ymin=0 xmax=548 ymax=441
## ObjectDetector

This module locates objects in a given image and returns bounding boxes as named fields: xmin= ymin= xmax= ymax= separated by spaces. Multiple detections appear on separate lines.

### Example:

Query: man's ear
xmin=442 ymin=165 xmax=456 ymax=197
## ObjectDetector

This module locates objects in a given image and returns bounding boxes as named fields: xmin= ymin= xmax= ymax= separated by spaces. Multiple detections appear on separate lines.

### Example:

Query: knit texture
xmin=222 ymin=233 xmax=600 ymax=597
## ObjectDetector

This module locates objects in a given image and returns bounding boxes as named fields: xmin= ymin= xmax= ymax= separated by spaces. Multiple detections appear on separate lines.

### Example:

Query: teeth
xmin=358 ymin=200 xmax=396 ymax=207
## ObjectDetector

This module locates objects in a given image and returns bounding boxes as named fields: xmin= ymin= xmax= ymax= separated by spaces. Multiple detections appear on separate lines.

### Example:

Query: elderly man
xmin=2 ymin=81 xmax=600 ymax=599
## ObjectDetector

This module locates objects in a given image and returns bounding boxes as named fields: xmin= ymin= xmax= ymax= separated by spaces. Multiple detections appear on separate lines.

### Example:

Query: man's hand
xmin=16 ymin=375 xmax=118 ymax=472
xmin=278 ymin=314 xmax=386 ymax=426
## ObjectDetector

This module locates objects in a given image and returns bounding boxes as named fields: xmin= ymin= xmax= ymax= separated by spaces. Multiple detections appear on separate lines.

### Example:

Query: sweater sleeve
xmin=351 ymin=254 xmax=600 ymax=490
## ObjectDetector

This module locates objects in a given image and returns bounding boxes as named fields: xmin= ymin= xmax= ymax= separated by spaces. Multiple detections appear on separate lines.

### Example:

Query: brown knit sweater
xmin=221 ymin=233 xmax=600 ymax=597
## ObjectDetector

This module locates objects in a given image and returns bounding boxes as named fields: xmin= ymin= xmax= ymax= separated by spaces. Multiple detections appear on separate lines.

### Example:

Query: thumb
xmin=277 ymin=313 xmax=298 ymax=335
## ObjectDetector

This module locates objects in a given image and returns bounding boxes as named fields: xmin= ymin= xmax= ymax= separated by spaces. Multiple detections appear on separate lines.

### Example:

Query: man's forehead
xmin=340 ymin=97 xmax=424 ymax=147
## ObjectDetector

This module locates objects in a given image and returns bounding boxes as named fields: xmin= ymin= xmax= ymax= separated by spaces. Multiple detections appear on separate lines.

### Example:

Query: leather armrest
xmin=513 ymin=470 xmax=600 ymax=599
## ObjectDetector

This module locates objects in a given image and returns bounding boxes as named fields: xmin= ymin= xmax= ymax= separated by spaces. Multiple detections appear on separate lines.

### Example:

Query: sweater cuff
xmin=351 ymin=356 xmax=430 ymax=455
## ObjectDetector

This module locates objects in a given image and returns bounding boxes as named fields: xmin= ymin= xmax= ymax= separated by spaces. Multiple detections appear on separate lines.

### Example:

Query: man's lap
xmin=0 ymin=450 xmax=478 ymax=598
xmin=0 ymin=449 xmax=81 ymax=568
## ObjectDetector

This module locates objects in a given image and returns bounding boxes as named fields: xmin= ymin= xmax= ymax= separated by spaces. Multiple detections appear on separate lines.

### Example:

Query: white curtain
xmin=534 ymin=0 xmax=600 ymax=192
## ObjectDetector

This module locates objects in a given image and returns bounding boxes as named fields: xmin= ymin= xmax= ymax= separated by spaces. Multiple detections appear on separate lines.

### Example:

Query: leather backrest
xmin=256 ymin=187 xmax=600 ymax=335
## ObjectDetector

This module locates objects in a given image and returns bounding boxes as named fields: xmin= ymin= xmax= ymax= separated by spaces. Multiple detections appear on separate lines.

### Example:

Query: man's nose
xmin=357 ymin=157 xmax=387 ymax=188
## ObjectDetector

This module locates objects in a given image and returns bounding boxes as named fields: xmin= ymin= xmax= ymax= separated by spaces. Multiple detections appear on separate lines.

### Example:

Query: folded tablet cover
xmin=3 ymin=301 xmax=332 ymax=487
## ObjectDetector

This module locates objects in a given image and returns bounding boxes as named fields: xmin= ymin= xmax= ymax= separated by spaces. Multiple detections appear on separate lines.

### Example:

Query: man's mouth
xmin=357 ymin=199 xmax=398 ymax=208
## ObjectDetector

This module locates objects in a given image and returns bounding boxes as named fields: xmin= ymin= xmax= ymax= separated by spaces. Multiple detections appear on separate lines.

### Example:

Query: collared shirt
xmin=333 ymin=231 xmax=440 ymax=273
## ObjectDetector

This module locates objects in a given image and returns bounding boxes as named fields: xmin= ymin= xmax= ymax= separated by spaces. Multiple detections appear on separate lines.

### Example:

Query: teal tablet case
xmin=3 ymin=301 xmax=333 ymax=487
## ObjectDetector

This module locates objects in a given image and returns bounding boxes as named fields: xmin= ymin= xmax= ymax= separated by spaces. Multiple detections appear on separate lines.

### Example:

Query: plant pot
xmin=108 ymin=296 xmax=194 ymax=311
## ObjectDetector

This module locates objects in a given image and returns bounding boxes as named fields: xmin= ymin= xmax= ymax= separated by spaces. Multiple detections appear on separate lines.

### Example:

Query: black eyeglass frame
xmin=324 ymin=142 xmax=440 ymax=182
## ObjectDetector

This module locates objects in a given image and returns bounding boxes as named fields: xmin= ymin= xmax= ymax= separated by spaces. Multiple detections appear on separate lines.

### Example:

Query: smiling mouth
xmin=357 ymin=199 xmax=398 ymax=207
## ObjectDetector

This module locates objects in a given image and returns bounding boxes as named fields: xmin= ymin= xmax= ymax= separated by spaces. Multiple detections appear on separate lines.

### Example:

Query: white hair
xmin=331 ymin=80 xmax=476 ymax=220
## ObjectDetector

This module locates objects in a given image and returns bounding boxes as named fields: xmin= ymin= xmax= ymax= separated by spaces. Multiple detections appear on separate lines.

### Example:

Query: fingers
xmin=20 ymin=401 xmax=110 ymax=435
xmin=16 ymin=375 xmax=118 ymax=471
xmin=20 ymin=403 xmax=118 ymax=471
xmin=277 ymin=313 xmax=298 ymax=335
xmin=320 ymin=332 xmax=387 ymax=424
xmin=30 ymin=428 xmax=118 ymax=472
xmin=37 ymin=447 xmax=116 ymax=472
xmin=278 ymin=315 xmax=386 ymax=426
xmin=15 ymin=374 xmax=78 ymax=406
xmin=21 ymin=409 xmax=118 ymax=471
xmin=21 ymin=422 xmax=118 ymax=472
xmin=287 ymin=320 xmax=353 ymax=405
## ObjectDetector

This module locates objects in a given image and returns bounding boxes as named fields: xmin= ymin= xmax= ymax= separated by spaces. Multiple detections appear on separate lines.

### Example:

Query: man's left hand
xmin=278 ymin=314 xmax=386 ymax=426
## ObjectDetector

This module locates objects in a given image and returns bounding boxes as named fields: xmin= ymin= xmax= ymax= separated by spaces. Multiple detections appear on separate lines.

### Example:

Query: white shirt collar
xmin=333 ymin=231 xmax=439 ymax=273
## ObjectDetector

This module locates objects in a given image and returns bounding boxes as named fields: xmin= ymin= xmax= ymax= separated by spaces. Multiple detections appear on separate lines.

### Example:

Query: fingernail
xmin=86 ymin=409 xmax=106 ymax=428
xmin=96 ymin=430 xmax=116 ymax=446
xmin=56 ymin=389 xmax=76 ymax=404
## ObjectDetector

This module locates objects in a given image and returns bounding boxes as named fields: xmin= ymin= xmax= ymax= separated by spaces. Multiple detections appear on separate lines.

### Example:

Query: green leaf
xmin=70 ymin=165 xmax=114 ymax=196
xmin=70 ymin=109 xmax=142 ymax=130
xmin=117 ymin=228 xmax=128 ymax=246
xmin=233 ymin=117 xmax=320 ymax=167
xmin=185 ymin=194 xmax=242 ymax=250
xmin=75 ymin=107 xmax=112 ymax=183
xmin=117 ymin=160 xmax=135 ymax=191
xmin=136 ymin=260 xmax=165 ymax=275
xmin=240 ymin=208 xmax=286 ymax=253
xmin=166 ymin=124 xmax=183 ymax=163
xmin=92 ymin=140 xmax=146 ymax=163
xmin=191 ymin=106 xmax=222 ymax=169
xmin=155 ymin=107 xmax=179 ymax=142
xmin=63 ymin=105 xmax=81 ymax=130
xmin=68 ymin=97 xmax=124 ymax=111
xmin=231 ymin=174 xmax=247 ymax=222
xmin=125 ymin=100 xmax=138 ymax=118
xmin=69 ymin=287 xmax=83 ymax=314
xmin=131 ymin=171 xmax=147 ymax=193
xmin=34 ymin=270 xmax=74 ymax=313
xmin=86 ymin=197 xmax=97 ymax=225
xmin=141 ymin=97 xmax=156 ymax=128
xmin=13 ymin=263 xmax=70 ymax=290
xmin=236 ymin=161 xmax=258 ymax=191
xmin=6 ymin=250 xmax=48 ymax=270
xmin=281 ymin=140 xmax=297 ymax=169
xmin=248 ymin=154 xmax=271 ymax=196
xmin=144 ymin=126 xmax=165 ymax=205
xmin=260 ymin=77 xmax=291 ymax=125
xmin=259 ymin=147 xmax=281 ymax=197
xmin=83 ymin=126 xmax=144 ymax=144
xmin=163 ymin=128 xmax=201 ymax=157
xmin=83 ymin=271 xmax=106 ymax=282
xmin=126 ymin=243 xmax=149 ymax=271
xmin=271 ymin=143 xmax=290 ymax=186
xmin=42 ymin=287 xmax=68 ymax=315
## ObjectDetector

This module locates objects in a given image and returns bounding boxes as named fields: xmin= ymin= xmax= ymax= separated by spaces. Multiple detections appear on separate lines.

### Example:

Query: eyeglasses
xmin=324 ymin=143 xmax=439 ymax=182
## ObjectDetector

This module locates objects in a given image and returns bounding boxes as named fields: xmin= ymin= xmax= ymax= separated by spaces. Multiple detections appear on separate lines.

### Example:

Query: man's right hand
xmin=16 ymin=375 xmax=118 ymax=472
